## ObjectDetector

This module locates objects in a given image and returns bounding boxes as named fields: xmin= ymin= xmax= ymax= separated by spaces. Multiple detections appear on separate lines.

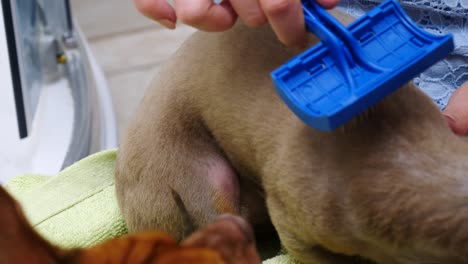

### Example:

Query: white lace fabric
xmin=337 ymin=0 xmax=468 ymax=109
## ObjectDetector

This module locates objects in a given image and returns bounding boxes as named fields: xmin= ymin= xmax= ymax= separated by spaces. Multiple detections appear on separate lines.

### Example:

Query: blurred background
xmin=71 ymin=0 xmax=195 ymax=139
xmin=0 ymin=0 xmax=195 ymax=182
xmin=71 ymin=0 xmax=195 ymax=137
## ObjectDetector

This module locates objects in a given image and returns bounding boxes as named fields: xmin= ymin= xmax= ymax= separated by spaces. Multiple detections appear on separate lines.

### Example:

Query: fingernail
xmin=443 ymin=113 xmax=454 ymax=122
xmin=443 ymin=114 xmax=466 ymax=135
xmin=158 ymin=18 xmax=176 ymax=29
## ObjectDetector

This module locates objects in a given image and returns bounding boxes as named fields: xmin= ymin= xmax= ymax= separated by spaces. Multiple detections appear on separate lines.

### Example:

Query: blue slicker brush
xmin=271 ymin=0 xmax=453 ymax=131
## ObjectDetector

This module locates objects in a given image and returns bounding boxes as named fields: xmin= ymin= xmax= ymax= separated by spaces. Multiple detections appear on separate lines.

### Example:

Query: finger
xmin=174 ymin=0 xmax=238 ymax=31
xmin=316 ymin=0 xmax=339 ymax=9
xmin=259 ymin=0 xmax=307 ymax=48
xmin=134 ymin=0 xmax=177 ymax=29
xmin=229 ymin=0 xmax=267 ymax=27
xmin=443 ymin=82 xmax=468 ymax=135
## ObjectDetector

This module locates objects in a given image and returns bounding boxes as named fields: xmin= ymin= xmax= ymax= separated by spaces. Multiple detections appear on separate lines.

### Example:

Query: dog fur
xmin=115 ymin=10 xmax=468 ymax=264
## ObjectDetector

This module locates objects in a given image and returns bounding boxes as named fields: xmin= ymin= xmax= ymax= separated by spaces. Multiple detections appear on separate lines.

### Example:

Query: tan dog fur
xmin=115 ymin=10 xmax=468 ymax=264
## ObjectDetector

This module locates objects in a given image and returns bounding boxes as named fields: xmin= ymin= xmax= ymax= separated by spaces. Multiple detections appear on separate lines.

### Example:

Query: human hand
xmin=133 ymin=0 xmax=339 ymax=48
xmin=443 ymin=82 xmax=468 ymax=135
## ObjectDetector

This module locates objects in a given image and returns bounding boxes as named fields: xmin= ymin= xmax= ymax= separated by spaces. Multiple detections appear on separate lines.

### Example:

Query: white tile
xmin=70 ymin=0 xmax=155 ymax=39
xmin=107 ymin=67 xmax=158 ymax=139
xmin=71 ymin=0 xmax=195 ymax=141
xmin=89 ymin=25 xmax=195 ymax=76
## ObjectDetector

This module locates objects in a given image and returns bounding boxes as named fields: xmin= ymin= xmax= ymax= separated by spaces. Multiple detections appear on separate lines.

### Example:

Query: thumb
xmin=134 ymin=0 xmax=177 ymax=29
xmin=316 ymin=0 xmax=339 ymax=9
xmin=443 ymin=82 xmax=468 ymax=135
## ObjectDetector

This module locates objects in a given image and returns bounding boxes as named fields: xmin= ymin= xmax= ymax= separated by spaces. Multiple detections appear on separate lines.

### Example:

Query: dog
xmin=115 ymin=9 xmax=468 ymax=264
xmin=0 ymin=186 xmax=259 ymax=264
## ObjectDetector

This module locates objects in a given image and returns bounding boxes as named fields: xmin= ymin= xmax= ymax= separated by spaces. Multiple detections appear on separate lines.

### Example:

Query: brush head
xmin=271 ymin=0 xmax=454 ymax=131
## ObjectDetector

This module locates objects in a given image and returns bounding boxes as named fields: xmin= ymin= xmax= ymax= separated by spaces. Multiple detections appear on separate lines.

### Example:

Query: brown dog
xmin=0 ymin=186 xmax=259 ymax=264
xmin=115 ymin=10 xmax=468 ymax=264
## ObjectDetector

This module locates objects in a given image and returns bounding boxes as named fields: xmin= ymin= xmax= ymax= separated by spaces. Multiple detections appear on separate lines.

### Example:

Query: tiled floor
xmin=71 ymin=0 xmax=195 ymax=139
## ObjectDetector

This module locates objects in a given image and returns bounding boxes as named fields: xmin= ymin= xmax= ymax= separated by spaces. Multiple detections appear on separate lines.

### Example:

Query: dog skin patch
xmin=206 ymin=156 xmax=240 ymax=215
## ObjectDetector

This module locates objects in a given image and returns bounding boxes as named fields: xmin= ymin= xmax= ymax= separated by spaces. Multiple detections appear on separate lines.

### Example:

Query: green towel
xmin=5 ymin=149 xmax=295 ymax=263
xmin=6 ymin=149 xmax=127 ymax=249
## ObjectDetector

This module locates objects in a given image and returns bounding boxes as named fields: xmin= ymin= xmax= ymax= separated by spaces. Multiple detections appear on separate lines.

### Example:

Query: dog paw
xmin=182 ymin=214 xmax=261 ymax=264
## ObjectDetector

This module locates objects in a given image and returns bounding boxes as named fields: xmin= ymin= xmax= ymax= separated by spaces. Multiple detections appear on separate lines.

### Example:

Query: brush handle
xmin=302 ymin=1 xmax=356 ymax=91
xmin=302 ymin=1 xmax=386 ymax=73
xmin=302 ymin=0 xmax=387 ymax=92
xmin=212 ymin=0 xmax=384 ymax=91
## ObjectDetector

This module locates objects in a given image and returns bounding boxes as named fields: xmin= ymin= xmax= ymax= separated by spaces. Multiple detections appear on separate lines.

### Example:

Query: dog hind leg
xmin=115 ymin=99 xmax=241 ymax=241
